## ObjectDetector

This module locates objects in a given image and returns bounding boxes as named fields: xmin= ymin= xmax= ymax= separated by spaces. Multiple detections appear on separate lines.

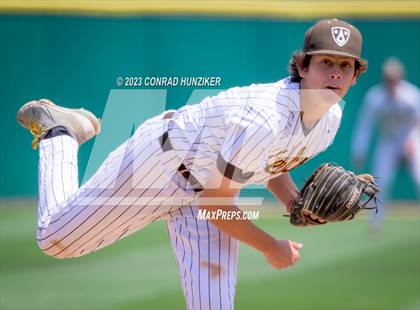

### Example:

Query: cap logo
xmin=331 ymin=27 xmax=350 ymax=47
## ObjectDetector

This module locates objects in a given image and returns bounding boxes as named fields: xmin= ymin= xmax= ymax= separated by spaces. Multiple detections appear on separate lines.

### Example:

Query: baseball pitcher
xmin=17 ymin=19 xmax=378 ymax=309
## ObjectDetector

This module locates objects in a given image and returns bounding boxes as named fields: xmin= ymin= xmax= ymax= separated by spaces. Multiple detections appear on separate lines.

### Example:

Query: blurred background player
xmin=351 ymin=57 xmax=420 ymax=231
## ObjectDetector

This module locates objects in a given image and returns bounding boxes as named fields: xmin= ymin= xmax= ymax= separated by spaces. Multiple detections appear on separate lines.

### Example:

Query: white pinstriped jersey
xmin=32 ymin=77 xmax=342 ymax=310
xmin=165 ymin=77 xmax=342 ymax=187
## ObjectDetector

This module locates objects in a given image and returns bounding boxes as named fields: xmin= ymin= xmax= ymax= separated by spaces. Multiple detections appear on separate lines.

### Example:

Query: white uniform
xmin=352 ymin=80 xmax=420 ymax=228
xmin=37 ymin=77 xmax=341 ymax=309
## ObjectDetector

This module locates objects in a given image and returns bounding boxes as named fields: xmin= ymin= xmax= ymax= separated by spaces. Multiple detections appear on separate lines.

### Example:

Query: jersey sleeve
xmin=217 ymin=106 xmax=274 ymax=183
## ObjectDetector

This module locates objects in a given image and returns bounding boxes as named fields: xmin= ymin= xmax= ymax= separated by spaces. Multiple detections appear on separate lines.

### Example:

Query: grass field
xmin=1 ymin=200 xmax=419 ymax=310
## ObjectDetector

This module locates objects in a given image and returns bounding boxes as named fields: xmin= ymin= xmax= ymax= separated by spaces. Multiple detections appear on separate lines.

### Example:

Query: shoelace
xmin=29 ymin=120 xmax=47 ymax=149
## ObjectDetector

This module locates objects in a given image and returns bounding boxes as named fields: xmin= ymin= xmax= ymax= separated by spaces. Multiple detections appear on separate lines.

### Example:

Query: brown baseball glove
xmin=288 ymin=163 xmax=380 ymax=226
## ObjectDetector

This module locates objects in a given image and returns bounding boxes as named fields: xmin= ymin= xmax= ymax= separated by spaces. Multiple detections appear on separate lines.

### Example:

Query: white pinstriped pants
xmin=36 ymin=116 xmax=238 ymax=309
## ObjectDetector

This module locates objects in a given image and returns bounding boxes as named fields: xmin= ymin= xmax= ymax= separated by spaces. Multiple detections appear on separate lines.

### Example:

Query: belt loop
xmin=159 ymin=126 xmax=204 ymax=192
xmin=159 ymin=131 xmax=173 ymax=151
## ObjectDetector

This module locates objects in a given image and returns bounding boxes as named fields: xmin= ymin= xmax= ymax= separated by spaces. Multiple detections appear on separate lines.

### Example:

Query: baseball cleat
xmin=16 ymin=99 xmax=101 ymax=149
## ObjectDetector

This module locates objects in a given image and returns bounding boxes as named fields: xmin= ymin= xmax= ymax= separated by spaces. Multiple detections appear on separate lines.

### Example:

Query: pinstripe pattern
xmin=36 ymin=121 xmax=174 ymax=231
xmin=36 ymin=113 xmax=197 ymax=259
xmin=35 ymin=77 xmax=342 ymax=308
xmin=163 ymin=77 xmax=342 ymax=187
xmin=167 ymin=205 xmax=238 ymax=310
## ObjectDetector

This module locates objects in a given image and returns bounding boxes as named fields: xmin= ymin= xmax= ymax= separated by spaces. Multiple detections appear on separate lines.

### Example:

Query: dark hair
xmin=288 ymin=50 xmax=366 ymax=82
xmin=288 ymin=51 xmax=311 ymax=83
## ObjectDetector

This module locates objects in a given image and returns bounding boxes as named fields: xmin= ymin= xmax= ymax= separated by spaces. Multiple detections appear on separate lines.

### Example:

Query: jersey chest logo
xmin=265 ymin=147 xmax=310 ymax=175
xmin=331 ymin=27 xmax=350 ymax=47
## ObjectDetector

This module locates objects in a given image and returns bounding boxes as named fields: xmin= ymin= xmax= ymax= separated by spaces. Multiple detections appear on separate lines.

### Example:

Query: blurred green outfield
xmin=1 ymin=200 xmax=419 ymax=310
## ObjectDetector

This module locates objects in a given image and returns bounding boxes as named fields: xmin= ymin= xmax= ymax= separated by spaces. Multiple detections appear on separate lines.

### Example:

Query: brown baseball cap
xmin=303 ymin=19 xmax=367 ymax=66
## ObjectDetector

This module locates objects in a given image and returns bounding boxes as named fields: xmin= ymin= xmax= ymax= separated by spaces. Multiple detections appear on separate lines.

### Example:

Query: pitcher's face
xmin=300 ymin=54 xmax=357 ymax=101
